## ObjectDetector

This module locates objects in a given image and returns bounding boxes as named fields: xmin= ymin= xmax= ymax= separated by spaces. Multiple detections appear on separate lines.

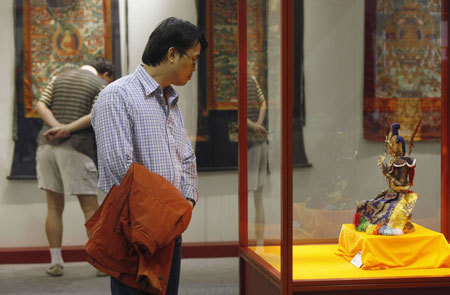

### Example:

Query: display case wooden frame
xmin=238 ymin=0 xmax=450 ymax=294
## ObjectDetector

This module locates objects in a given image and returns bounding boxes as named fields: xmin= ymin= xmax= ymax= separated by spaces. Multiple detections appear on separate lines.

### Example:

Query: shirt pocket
xmin=83 ymin=158 xmax=98 ymax=174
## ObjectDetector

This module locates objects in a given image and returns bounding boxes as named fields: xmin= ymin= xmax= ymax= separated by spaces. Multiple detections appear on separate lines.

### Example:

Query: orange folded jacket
xmin=85 ymin=163 xmax=193 ymax=294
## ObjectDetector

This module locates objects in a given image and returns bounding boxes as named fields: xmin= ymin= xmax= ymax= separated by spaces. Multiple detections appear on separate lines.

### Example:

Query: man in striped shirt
xmin=247 ymin=74 xmax=268 ymax=245
xmin=35 ymin=57 xmax=114 ymax=277
xmin=91 ymin=18 xmax=207 ymax=295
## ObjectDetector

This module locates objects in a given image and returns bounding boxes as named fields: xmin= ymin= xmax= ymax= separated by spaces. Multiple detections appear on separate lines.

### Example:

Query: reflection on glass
xmin=293 ymin=0 xmax=441 ymax=244
xmin=247 ymin=70 xmax=269 ymax=244
xmin=247 ymin=0 xmax=281 ymax=273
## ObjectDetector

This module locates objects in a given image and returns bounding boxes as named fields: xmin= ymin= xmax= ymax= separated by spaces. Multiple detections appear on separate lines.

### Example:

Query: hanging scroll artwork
xmin=364 ymin=0 xmax=443 ymax=141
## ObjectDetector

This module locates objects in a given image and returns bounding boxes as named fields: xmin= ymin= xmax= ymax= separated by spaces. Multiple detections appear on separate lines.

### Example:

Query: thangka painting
xmin=194 ymin=0 xmax=268 ymax=170
xmin=22 ymin=0 xmax=113 ymax=118
xmin=195 ymin=0 xmax=308 ymax=170
xmin=206 ymin=0 xmax=267 ymax=110
xmin=9 ymin=0 xmax=119 ymax=179
xmin=363 ymin=0 xmax=444 ymax=141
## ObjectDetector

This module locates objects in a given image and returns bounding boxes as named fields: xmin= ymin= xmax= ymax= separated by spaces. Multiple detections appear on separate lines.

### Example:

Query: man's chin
xmin=174 ymin=79 xmax=190 ymax=86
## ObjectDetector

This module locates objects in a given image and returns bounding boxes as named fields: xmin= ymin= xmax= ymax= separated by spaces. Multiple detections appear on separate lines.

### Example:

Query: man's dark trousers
xmin=110 ymin=236 xmax=182 ymax=295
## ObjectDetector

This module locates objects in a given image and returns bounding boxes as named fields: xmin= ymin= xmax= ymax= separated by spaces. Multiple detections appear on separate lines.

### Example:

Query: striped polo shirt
xmin=37 ymin=67 xmax=106 ymax=161
xmin=247 ymin=74 xmax=267 ymax=143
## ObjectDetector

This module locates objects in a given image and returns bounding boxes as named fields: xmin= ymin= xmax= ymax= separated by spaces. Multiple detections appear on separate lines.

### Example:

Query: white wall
xmin=125 ymin=0 xmax=199 ymax=138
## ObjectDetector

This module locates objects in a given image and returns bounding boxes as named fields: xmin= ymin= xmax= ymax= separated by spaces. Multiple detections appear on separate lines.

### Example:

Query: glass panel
xmin=190 ymin=0 xmax=240 ymax=243
xmin=291 ymin=0 xmax=443 ymax=281
xmin=247 ymin=0 xmax=282 ymax=269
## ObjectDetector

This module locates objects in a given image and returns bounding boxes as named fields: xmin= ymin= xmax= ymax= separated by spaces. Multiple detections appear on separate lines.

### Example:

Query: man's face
xmin=172 ymin=42 xmax=201 ymax=86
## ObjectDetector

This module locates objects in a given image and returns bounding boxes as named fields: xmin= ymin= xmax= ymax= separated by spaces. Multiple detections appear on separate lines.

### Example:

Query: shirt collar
xmin=136 ymin=65 xmax=179 ymax=106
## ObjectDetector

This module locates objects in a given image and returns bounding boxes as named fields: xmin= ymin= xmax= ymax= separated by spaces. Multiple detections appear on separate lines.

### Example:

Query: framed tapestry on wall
xmin=363 ymin=0 xmax=444 ymax=142
xmin=195 ymin=0 xmax=268 ymax=171
xmin=195 ymin=0 xmax=309 ymax=171
xmin=9 ymin=0 xmax=121 ymax=179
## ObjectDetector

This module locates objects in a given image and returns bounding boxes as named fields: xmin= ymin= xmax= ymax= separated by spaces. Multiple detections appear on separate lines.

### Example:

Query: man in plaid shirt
xmin=92 ymin=17 xmax=207 ymax=295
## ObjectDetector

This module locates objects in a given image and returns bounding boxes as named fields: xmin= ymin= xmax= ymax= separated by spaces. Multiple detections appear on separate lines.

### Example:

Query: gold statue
xmin=354 ymin=121 xmax=420 ymax=235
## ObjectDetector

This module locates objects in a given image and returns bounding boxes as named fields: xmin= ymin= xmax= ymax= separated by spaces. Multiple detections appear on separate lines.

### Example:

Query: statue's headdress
xmin=387 ymin=123 xmax=406 ymax=156
xmin=386 ymin=119 xmax=422 ymax=157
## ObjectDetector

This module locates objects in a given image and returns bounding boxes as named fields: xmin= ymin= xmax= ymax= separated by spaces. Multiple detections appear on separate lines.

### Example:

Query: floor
xmin=0 ymin=258 xmax=239 ymax=295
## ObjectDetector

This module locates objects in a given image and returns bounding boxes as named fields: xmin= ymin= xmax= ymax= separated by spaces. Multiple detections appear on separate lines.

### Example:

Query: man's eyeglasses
xmin=181 ymin=52 xmax=198 ymax=67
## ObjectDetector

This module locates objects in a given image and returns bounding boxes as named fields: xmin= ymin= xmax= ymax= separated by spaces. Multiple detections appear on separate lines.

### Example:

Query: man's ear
xmin=167 ymin=47 xmax=177 ymax=62
xmin=100 ymin=72 xmax=112 ymax=83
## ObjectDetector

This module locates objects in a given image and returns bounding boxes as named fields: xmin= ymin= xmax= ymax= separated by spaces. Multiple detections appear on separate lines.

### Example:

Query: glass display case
xmin=238 ymin=0 xmax=450 ymax=294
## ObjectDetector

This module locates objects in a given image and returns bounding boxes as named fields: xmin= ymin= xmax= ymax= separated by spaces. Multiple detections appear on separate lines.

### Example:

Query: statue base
xmin=336 ymin=223 xmax=450 ymax=270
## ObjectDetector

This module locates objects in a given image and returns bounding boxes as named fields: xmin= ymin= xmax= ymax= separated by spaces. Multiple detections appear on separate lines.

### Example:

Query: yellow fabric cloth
xmin=250 ymin=245 xmax=450 ymax=280
xmin=336 ymin=223 xmax=450 ymax=270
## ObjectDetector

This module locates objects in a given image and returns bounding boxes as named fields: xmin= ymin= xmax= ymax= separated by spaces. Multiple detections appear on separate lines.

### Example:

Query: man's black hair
xmin=89 ymin=57 xmax=115 ymax=76
xmin=142 ymin=17 xmax=208 ymax=66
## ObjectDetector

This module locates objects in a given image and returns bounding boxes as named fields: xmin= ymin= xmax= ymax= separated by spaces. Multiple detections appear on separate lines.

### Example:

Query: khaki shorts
xmin=248 ymin=141 xmax=268 ymax=191
xmin=36 ymin=144 xmax=98 ymax=195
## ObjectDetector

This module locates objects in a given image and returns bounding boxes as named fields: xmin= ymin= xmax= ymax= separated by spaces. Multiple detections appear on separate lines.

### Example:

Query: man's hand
xmin=44 ymin=125 xmax=70 ymax=142
xmin=248 ymin=120 xmax=267 ymax=138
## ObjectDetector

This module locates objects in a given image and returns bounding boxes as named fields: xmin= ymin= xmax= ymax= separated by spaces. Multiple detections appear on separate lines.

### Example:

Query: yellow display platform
xmin=337 ymin=223 xmax=450 ymax=270
xmin=249 ymin=243 xmax=450 ymax=281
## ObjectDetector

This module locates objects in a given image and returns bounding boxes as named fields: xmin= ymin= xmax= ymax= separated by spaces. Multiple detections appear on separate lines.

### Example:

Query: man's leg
xmin=110 ymin=277 xmax=148 ymax=295
xmin=46 ymin=190 xmax=65 ymax=247
xmin=45 ymin=190 xmax=65 ymax=276
xmin=165 ymin=236 xmax=182 ymax=295
xmin=77 ymin=194 xmax=107 ymax=277
xmin=253 ymin=187 xmax=265 ymax=242
xmin=76 ymin=194 xmax=99 ymax=226
xmin=254 ymin=142 xmax=268 ymax=244
xmin=109 ymin=236 xmax=182 ymax=294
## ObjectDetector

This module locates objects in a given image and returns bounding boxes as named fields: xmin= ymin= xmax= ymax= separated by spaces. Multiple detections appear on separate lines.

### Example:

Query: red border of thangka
xmin=22 ymin=0 xmax=32 ymax=117
xmin=206 ymin=0 xmax=237 ymax=111
xmin=205 ymin=0 xmax=266 ymax=111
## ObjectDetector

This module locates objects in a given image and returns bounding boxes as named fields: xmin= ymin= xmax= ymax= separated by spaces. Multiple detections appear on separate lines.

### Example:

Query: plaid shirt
xmin=92 ymin=65 xmax=198 ymax=204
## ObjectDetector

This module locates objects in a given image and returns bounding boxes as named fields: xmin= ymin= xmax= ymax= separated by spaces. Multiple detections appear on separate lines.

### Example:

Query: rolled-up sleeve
xmin=92 ymin=85 xmax=134 ymax=192
xmin=39 ymin=76 xmax=57 ymax=107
